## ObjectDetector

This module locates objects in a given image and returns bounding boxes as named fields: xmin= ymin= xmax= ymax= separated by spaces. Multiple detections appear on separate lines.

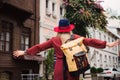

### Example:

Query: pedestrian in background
xmin=13 ymin=19 xmax=120 ymax=80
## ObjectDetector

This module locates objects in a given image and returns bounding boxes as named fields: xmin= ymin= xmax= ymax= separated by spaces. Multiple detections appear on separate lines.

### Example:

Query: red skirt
xmin=54 ymin=59 xmax=79 ymax=80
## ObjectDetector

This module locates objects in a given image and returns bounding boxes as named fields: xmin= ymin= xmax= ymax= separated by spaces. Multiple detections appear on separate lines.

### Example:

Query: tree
xmin=63 ymin=0 xmax=107 ymax=36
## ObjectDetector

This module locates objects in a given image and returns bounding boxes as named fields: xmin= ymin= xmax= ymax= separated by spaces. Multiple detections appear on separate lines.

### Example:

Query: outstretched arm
xmin=83 ymin=38 xmax=120 ymax=49
xmin=13 ymin=39 xmax=53 ymax=57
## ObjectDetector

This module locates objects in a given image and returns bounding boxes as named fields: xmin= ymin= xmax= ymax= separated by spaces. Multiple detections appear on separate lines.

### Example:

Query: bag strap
xmin=63 ymin=34 xmax=74 ymax=79
xmin=65 ymin=34 xmax=74 ymax=43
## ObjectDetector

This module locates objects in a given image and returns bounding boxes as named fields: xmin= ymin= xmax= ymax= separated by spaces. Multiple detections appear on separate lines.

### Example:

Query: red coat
xmin=26 ymin=34 xmax=106 ymax=80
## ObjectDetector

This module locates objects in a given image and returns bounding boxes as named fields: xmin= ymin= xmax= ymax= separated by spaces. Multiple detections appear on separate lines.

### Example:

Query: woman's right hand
xmin=13 ymin=50 xmax=26 ymax=57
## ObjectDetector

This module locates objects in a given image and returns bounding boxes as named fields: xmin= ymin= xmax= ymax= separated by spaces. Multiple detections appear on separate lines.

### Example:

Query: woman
xmin=13 ymin=19 xmax=120 ymax=80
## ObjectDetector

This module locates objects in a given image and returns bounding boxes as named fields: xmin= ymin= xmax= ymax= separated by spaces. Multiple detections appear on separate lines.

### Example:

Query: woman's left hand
xmin=106 ymin=39 xmax=120 ymax=47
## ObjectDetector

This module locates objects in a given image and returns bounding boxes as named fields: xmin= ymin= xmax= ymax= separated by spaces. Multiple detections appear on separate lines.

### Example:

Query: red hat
xmin=54 ymin=19 xmax=74 ymax=32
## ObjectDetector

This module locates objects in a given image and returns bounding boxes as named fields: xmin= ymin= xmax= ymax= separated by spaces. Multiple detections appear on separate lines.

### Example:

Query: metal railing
xmin=21 ymin=74 xmax=40 ymax=80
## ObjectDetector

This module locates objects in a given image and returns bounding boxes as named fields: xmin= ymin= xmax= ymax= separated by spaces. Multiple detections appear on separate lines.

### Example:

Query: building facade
xmin=88 ymin=27 xmax=119 ymax=69
xmin=111 ymin=27 xmax=120 ymax=69
xmin=104 ymin=18 xmax=120 ymax=69
xmin=39 ymin=0 xmax=66 ymax=77
xmin=0 ymin=0 xmax=40 ymax=80
xmin=117 ymin=28 xmax=120 ymax=68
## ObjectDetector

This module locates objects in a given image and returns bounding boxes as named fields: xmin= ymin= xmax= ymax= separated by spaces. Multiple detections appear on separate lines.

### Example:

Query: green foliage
xmin=63 ymin=0 xmax=107 ymax=36
xmin=90 ymin=67 xmax=103 ymax=74
xmin=44 ymin=48 xmax=54 ymax=80
xmin=97 ymin=67 xmax=103 ymax=73
xmin=118 ymin=16 xmax=120 ymax=19
xmin=90 ymin=66 xmax=97 ymax=73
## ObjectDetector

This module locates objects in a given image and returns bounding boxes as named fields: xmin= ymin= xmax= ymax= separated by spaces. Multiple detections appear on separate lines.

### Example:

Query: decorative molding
xmin=46 ymin=8 xmax=51 ymax=16
xmin=52 ymin=12 xmax=57 ymax=19
xmin=40 ymin=22 xmax=53 ymax=30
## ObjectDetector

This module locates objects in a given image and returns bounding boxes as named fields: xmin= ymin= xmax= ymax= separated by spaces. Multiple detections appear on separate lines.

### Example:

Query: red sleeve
xmin=83 ymin=38 xmax=106 ymax=49
xmin=74 ymin=34 xmax=80 ymax=39
xmin=26 ymin=38 xmax=53 ymax=55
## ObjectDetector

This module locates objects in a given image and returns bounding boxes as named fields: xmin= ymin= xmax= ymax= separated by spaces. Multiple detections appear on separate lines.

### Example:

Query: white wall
xmin=39 ymin=0 xmax=66 ymax=77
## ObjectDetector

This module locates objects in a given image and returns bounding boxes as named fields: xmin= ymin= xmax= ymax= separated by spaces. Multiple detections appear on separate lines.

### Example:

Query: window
xmin=113 ymin=57 xmax=115 ymax=63
xmin=109 ymin=56 xmax=111 ymax=67
xmin=52 ymin=2 xmax=56 ymax=18
xmin=99 ymin=32 xmax=101 ymax=40
xmin=60 ymin=6 xmax=63 ymax=16
xmin=104 ymin=35 xmax=106 ymax=41
xmin=99 ymin=54 xmax=102 ymax=63
xmin=21 ymin=27 xmax=30 ymax=50
xmin=92 ymin=50 xmax=98 ymax=64
xmin=46 ymin=0 xmax=51 ymax=16
xmin=116 ymin=57 xmax=118 ymax=63
xmin=60 ymin=6 xmax=64 ymax=19
xmin=104 ymin=55 xmax=107 ymax=62
xmin=93 ymin=30 xmax=95 ymax=38
xmin=52 ymin=3 xmax=55 ymax=13
xmin=46 ymin=0 xmax=48 ymax=9
xmin=0 ymin=21 xmax=13 ymax=53
xmin=108 ymin=37 xmax=110 ymax=42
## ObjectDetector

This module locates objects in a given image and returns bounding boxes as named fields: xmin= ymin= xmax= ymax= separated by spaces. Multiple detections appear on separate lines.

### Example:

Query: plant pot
xmin=91 ymin=73 xmax=97 ymax=80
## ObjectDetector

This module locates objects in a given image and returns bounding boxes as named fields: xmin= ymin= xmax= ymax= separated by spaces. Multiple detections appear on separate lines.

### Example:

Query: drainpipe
xmin=34 ymin=0 xmax=37 ymax=45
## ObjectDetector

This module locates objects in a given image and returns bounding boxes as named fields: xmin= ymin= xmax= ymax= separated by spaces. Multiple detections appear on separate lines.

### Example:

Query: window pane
xmin=60 ymin=7 xmax=63 ymax=15
xmin=21 ymin=44 xmax=24 ymax=50
xmin=46 ymin=0 xmax=48 ymax=8
xmin=25 ymin=37 xmax=29 ymax=45
xmin=0 ymin=41 xmax=4 ymax=51
xmin=25 ymin=45 xmax=29 ymax=50
xmin=0 ymin=20 xmax=13 ymax=53
xmin=21 ymin=27 xmax=30 ymax=50
xmin=5 ymin=42 xmax=9 ymax=51
xmin=21 ymin=36 xmax=29 ymax=50
xmin=6 ymin=32 xmax=10 ymax=41
xmin=52 ymin=3 xmax=55 ymax=12
xmin=0 ymin=32 xmax=4 ymax=40
xmin=21 ymin=36 xmax=24 ymax=44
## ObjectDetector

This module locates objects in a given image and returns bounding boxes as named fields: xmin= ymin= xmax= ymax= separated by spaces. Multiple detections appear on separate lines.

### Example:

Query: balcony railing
xmin=21 ymin=74 xmax=40 ymax=80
